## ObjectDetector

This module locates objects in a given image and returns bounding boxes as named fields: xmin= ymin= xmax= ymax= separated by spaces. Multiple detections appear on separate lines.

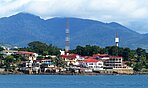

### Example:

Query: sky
xmin=0 ymin=0 xmax=148 ymax=34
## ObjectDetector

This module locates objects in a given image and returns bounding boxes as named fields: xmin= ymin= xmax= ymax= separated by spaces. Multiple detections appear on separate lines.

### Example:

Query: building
xmin=93 ymin=54 xmax=110 ymax=60
xmin=60 ymin=54 xmax=81 ymax=66
xmin=81 ymin=57 xmax=104 ymax=71
xmin=16 ymin=51 xmax=38 ymax=61
xmin=104 ymin=56 xmax=123 ymax=69
xmin=0 ymin=50 xmax=18 ymax=56
xmin=35 ymin=59 xmax=55 ymax=72
xmin=20 ymin=59 xmax=55 ymax=74
xmin=104 ymin=56 xmax=133 ymax=74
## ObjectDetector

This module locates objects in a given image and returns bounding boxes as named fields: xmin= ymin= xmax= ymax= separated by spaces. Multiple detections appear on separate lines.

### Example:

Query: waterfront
xmin=0 ymin=75 xmax=148 ymax=88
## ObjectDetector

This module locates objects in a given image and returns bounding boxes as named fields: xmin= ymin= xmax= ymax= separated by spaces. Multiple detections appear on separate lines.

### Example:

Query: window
xmin=89 ymin=66 xmax=93 ymax=68
xmin=89 ymin=63 xmax=93 ymax=65
xmin=98 ymin=63 xmax=102 ymax=65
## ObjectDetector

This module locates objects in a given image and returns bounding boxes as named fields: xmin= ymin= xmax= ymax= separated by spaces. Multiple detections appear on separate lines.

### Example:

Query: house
xmin=81 ymin=57 xmax=104 ymax=71
xmin=19 ymin=60 xmax=34 ymax=74
xmin=34 ymin=59 xmax=55 ymax=72
xmin=93 ymin=54 xmax=110 ymax=60
xmin=20 ymin=59 xmax=55 ymax=74
xmin=60 ymin=54 xmax=81 ymax=66
xmin=16 ymin=51 xmax=38 ymax=61
xmin=1 ymin=50 xmax=18 ymax=56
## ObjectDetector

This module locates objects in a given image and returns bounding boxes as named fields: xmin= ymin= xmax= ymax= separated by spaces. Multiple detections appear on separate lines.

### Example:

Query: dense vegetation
xmin=19 ymin=41 xmax=61 ymax=55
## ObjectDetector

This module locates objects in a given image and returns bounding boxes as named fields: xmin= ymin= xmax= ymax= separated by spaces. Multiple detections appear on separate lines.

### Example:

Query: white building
xmin=60 ymin=54 xmax=83 ymax=66
xmin=81 ymin=57 xmax=104 ymax=71
xmin=1 ymin=50 xmax=18 ymax=56
xmin=104 ymin=56 xmax=128 ymax=69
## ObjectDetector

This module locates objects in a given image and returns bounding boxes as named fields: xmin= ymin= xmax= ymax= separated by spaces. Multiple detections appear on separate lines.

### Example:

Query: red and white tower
xmin=65 ymin=18 xmax=70 ymax=54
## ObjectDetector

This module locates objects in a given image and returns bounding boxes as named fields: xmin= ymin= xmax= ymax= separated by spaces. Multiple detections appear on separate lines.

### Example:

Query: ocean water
xmin=0 ymin=75 xmax=147 ymax=88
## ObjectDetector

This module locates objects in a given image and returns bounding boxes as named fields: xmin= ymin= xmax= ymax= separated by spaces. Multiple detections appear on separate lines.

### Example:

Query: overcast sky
xmin=0 ymin=0 xmax=148 ymax=33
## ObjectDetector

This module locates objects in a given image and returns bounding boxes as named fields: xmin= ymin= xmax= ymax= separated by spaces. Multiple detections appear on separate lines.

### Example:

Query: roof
xmin=83 ymin=58 xmax=99 ymax=62
xmin=17 ymin=51 xmax=34 ymax=55
xmin=81 ymin=56 xmax=88 ymax=59
xmin=34 ymin=59 xmax=51 ymax=62
xmin=93 ymin=54 xmax=109 ymax=57
xmin=2 ymin=50 xmax=18 ymax=52
xmin=109 ymin=56 xmax=122 ymax=58
xmin=60 ymin=54 xmax=79 ymax=59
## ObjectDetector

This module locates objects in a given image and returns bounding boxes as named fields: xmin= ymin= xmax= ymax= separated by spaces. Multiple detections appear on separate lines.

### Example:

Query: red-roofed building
xmin=93 ymin=54 xmax=110 ymax=60
xmin=17 ymin=51 xmax=34 ymax=55
xmin=60 ymin=54 xmax=78 ymax=59
xmin=83 ymin=57 xmax=98 ymax=62
xmin=16 ymin=51 xmax=38 ymax=61
xmin=81 ymin=57 xmax=104 ymax=70
xmin=104 ymin=56 xmax=123 ymax=69
xmin=60 ymin=54 xmax=84 ymax=66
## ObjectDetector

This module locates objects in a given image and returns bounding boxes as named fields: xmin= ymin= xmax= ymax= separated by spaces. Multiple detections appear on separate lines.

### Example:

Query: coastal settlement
xmin=0 ymin=46 xmax=134 ymax=75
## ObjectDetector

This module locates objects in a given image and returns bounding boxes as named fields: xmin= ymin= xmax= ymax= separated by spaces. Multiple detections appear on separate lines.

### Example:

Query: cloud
xmin=0 ymin=0 xmax=31 ymax=17
xmin=0 ymin=0 xmax=148 ymax=33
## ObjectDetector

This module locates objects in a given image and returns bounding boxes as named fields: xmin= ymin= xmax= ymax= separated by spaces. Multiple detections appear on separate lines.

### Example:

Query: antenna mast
xmin=65 ymin=18 xmax=70 ymax=53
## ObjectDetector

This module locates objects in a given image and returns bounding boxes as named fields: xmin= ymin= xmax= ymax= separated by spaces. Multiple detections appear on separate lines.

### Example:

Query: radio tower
xmin=115 ymin=32 xmax=119 ymax=47
xmin=65 ymin=18 xmax=70 ymax=54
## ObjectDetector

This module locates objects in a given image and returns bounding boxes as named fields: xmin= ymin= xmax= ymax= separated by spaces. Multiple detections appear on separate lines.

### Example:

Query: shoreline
xmin=1 ymin=71 xmax=148 ymax=75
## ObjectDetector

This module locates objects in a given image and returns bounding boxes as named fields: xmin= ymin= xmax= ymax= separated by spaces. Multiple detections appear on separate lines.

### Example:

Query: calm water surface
xmin=0 ymin=75 xmax=147 ymax=88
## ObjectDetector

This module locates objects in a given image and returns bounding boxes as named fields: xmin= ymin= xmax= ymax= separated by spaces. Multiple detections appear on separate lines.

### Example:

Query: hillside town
xmin=0 ymin=47 xmax=133 ymax=75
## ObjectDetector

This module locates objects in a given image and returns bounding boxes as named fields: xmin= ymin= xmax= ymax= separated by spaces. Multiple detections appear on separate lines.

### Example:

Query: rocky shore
xmin=1 ymin=70 xmax=147 ymax=75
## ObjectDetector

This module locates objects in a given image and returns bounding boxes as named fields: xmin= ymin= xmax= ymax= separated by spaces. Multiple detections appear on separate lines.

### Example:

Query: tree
xmin=28 ymin=41 xmax=49 ymax=54
xmin=129 ymin=50 xmax=136 ymax=62
xmin=5 ymin=55 xmax=15 ymax=64
xmin=145 ymin=63 xmax=148 ymax=69
xmin=133 ymin=62 xmax=143 ymax=71
xmin=122 ymin=48 xmax=130 ymax=61
xmin=135 ymin=48 xmax=146 ymax=63
xmin=4 ymin=55 xmax=15 ymax=70
xmin=52 ymin=57 xmax=66 ymax=68
xmin=26 ymin=41 xmax=60 ymax=55
xmin=75 ymin=45 xmax=85 ymax=55
xmin=146 ymin=53 xmax=148 ymax=61
xmin=72 ymin=45 xmax=101 ymax=56
xmin=106 ymin=46 xmax=118 ymax=56
xmin=136 ymin=48 xmax=146 ymax=57
xmin=12 ymin=54 xmax=25 ymax=61
xmin=100 ymin=48 xmax=108 ymax=54
xmin=0 ymin=47 xmax=4 ymax=51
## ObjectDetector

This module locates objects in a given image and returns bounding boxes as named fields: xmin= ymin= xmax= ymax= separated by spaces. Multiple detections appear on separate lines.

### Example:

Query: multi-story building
xmin=103 ymin=56 xmax=133 ymax=74
xmin=104 ymin=56 xmax=123 ymax=69
xmin=60 ymin=54 xmax=84 ymax=66
xmin=80 ymin=57 xmax=104 ymax=71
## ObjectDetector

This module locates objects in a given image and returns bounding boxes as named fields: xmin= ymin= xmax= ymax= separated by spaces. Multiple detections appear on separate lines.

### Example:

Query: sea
xmin=0 ymin=75 xmax=147 ymax=88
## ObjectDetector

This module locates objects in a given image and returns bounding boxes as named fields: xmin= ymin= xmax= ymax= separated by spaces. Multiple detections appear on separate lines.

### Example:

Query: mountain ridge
xmin=0 ymin=12 xmax=147 ymax=49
